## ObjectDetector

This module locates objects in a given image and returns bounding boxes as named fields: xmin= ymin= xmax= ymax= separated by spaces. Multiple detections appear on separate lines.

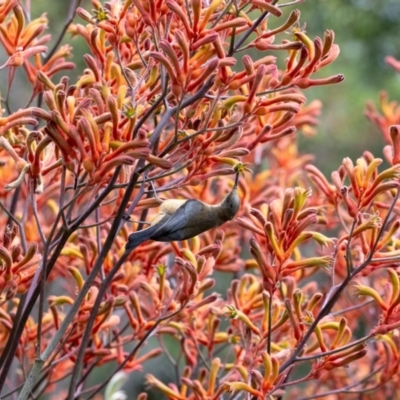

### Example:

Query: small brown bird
xmin=125 ymin=172 xmax=240 ymax=251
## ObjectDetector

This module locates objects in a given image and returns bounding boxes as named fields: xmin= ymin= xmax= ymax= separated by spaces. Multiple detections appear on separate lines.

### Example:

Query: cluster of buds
xmin=0 ymin=225 xmax=40 ymax=300
xmin=238 ymin=187 xmax=333 ymax=291
xmin=0 ymin=5 xmax=74 ymax=99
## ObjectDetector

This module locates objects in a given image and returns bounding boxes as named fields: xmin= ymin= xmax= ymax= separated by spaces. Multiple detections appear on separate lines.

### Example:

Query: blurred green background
xmin=2 ymin=0 xmax=400 ymax=397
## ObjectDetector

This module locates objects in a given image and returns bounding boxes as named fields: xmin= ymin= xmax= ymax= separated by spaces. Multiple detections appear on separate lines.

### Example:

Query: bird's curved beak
xmin=233 ymin=171 xmax=240 ymax=189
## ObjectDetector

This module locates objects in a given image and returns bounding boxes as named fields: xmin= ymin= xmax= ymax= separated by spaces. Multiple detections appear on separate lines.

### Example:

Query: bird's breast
xmin=160 ymin=199 xmax=188 ymax=214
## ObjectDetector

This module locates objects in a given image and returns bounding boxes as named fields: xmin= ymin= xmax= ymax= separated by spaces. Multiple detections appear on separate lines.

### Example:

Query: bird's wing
xmin=159 ymin=199 xmax=188 ymax=214
xmin=150 ymin=199 xmax=187 ymax=225
xmin=150 ymin=199 xmax=206 ymax=242
xmin=127 ymin=200 xmax=207 ymax=250
xmin=126 ymin=212 xmax=171 ymax=250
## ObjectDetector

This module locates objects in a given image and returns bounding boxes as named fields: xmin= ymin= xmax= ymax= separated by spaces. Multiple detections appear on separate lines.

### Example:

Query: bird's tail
xmin=125 ymin=224 xmax=161 ymax=252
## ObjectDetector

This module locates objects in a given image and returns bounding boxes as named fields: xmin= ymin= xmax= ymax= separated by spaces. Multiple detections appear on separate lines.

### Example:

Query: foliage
xmin=0 ymin=0 xmax=399 ymax=399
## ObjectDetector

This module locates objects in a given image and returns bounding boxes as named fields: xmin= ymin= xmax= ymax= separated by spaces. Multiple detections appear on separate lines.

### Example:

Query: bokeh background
xmin=1 ymin=0 xmax=400 ymax=397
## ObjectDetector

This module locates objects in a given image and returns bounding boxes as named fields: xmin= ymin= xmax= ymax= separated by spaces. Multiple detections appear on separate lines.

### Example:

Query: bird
xmin=125 ymin=171 xmax=240 ymax=251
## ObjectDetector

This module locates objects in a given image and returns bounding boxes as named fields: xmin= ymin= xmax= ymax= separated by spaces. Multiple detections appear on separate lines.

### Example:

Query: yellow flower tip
xmin=225 ymin=304 xmax=238 ymax=319
xmin=155 ymin=263 xmax=166 ymax=276
xmin=353 ymin=282 xmax=387 ymax=310
xmin=222 ymin=382 xmax=262 ymax=397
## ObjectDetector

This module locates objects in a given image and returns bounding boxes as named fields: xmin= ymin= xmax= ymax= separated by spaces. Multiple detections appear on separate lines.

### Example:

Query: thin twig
xmin=345 ymin=219 xmax=356 ymax=275
xmin=132 ymin=32 xmax=148 ymax=69
xmin=77 ymin=216 xmax=113 ymax=229
xmin=30 ymin=190 xmax=47 ymax=246
xmin=267 ymin=293 xmax=272 ymax=354
xmin=330 ymin=299 xmax=375 ymax=317
xmin=230 ymin=0 xmax=279 ymax=55
xmin=95 ymin=206 xmax=105 ymax=281
xmin=130 ymin=70 xmax=168 ymax=140
xmin=256 ymin=84 xmax=294 ymax=97
xmin=30 ymin=188 xmax=47 ymax=371
xmin=0 ymin=199 xmax=27 ymax=253
xmin=278 ymin=0 xmax=304 ymax=8
xmin=295 ymin=334 xmax=372 ymax=362
xmin=184 ymin=0 xmax=192 ymax=26
xmin=211 ymin=0 xmax=234 ymax=28
xmin=59 ymin=165 xmax=68 ymax=228
xmin=43 ymin=0 xmax=82 ymax=64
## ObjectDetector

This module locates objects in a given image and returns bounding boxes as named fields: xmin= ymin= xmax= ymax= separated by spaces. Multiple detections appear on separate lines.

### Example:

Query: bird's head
xmin=220 ymin=169 xmax=241 ymax=220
